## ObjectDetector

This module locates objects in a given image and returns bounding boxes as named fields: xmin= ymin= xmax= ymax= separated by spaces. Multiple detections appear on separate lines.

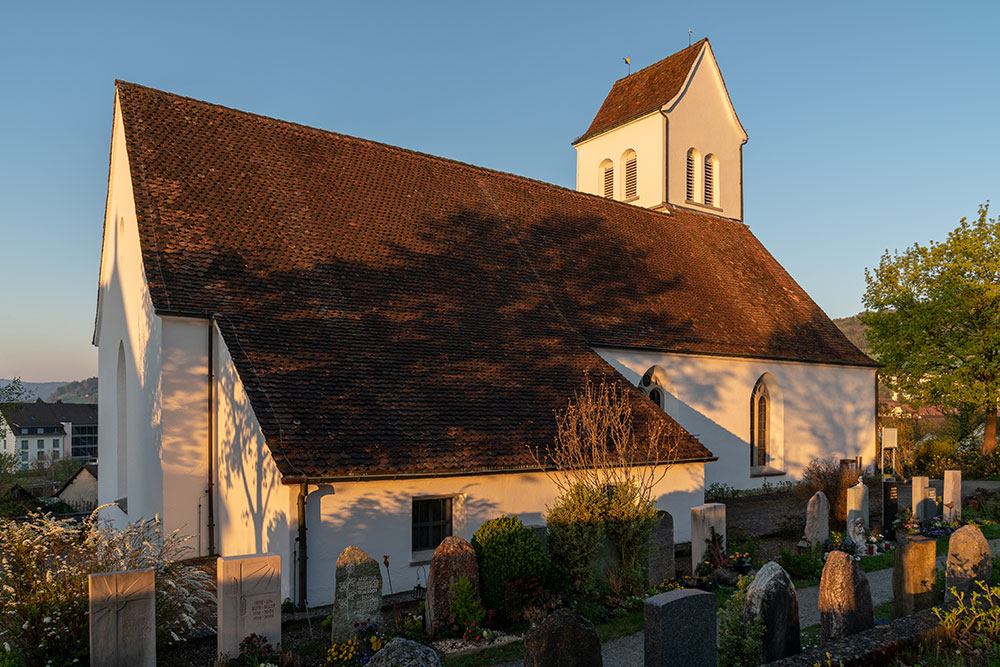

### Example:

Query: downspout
xmin=207 ymin=317 xmax=217 ymax=556
xmin=297 ymin=483 xmax=308 ymax=611
xmin=660 ymin=110 xmax=669 ymax=206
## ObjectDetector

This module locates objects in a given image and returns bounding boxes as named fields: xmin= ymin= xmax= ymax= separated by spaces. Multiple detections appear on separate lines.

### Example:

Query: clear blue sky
xmin=2 ymin=1 xmax=997 ymax=381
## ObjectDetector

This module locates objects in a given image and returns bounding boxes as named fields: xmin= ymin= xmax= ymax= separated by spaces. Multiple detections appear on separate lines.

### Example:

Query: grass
xmin=443 ymin=609 xmax=644 ymax=666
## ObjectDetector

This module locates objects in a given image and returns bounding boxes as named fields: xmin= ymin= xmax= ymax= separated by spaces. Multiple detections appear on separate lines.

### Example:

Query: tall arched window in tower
xmin=704 ymin=154 xmax=719 ymax=208
xmin=622 ymin=150 xmax=637 ymax=200
xmin=750 ymin=377 xmax=769 ymax=467
xmin=600 ymin=160 xmax=614 ymax=199
xmin=116 ymin=341 xmax=128 ymax=503
xmin=686 ymin=148 xmax=701 ymax=202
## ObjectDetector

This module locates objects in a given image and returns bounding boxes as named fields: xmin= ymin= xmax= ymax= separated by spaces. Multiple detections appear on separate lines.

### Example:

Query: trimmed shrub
xmin=546 ymin=483 xmax=605 ymax=601
xmin=472 ymin=515 xmax=548 ymax=616
xmin=603 ymin=483 xmax=657 ymax=593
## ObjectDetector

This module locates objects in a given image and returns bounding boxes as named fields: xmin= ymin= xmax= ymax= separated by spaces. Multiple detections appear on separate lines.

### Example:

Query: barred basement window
xmin=412 ymin=497 xmax=453 ymax=551
xmin=601 ymin=161 xmax=614 ymax=199
xmin=623 ymin=150 xmax=637 ymax=200
xmin=704 ymin=154 xmax=718 ymax=207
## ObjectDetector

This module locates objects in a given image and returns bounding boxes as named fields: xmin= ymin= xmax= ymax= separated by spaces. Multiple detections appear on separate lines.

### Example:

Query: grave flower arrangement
xmin=730 ymin=551 xmax=752 ymax=575
xmin=823 ymin=531 xmax=858 ymax=557
xmin=893 ymin=507 xmax=921 ymax=535
xmin=325 ymin=621 xmax=387 ymax=666
xmin=921 ymin=515 xmax=957 ymax=538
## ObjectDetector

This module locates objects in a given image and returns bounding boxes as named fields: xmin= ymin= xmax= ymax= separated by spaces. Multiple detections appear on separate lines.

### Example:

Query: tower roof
xmin=575 ymin=38 xmax=707 ymax=144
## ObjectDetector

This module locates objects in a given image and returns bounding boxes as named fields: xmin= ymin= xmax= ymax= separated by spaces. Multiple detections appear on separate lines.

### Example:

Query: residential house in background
xmin=56 ymin=463 xmax=99 ymax=511
xmin=0 ymin=402 xmax=99 ymax=468
xmin=94 ymin=39 xmax=874 ymax=607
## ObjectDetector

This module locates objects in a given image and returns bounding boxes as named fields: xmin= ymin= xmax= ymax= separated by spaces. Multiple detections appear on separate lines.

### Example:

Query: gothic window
xmin=623 ymin=150 xmax=637 ymax=200
xmin=601 ymin=160 xmax=614 ymax=199
xmin=639 ymin=365 xmax=678 ymax=416
xmin=750 ymin=378 xmax=769 ymax=467
xmin=704 ymin=154 xmax=719 ymax=207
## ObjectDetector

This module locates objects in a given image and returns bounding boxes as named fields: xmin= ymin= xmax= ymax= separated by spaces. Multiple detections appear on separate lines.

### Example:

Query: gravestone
xmin=882 ymin=480 xmax=899 ymax=541
xmin=647 ymin=510 xmax=675 ymax=586
xmin=524 ymin=609 xmax=602 ymax=667
xmin=645 ymin=588 xmax=716 ymax=667
xmin=944 ymin=470 xmax=962 ymax=522
xmin=946 ymin=525 xmax=992 ymax=602
xmin=217 ymin=554 xmax=281 ymax=658
xmin=893 ymin=534 xmax=937 ymax=617
xmin=332 ymin=546 xmax=383 ymax=642
xmin=846 ymin=483 xmax=869 ymax=530
xmin=818 ymin=551 xmax=874 ymax=644
xmin=928 ymin=487 xmax=939 ymax=518
xmin=425 ymin=537 xmax=480 ymax=634
xmin=912 ymin=476 xmax=933 ymax=524
xmin=88 ymin=568 xmax=156 ymax=667
xmin=367 ymin=638 xmax=442 ymax=666
xmin=805 ymin=491 xmax=830 ymax=546
xmin=744 ymin=561 xmax=801 ymax=661
xmin=690 ymin=503 xmax=726 ymax=574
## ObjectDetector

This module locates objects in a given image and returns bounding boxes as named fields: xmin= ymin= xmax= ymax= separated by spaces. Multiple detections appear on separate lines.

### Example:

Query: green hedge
xmin=471 ymin=515 xmax=548 ymax=616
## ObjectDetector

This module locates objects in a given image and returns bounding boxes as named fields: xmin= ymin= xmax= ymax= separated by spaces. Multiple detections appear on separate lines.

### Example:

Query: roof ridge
xmin=610 ymin=38 xmax=707 ymax=86
xmin=115 ymin=80 xmax=744 ymax=226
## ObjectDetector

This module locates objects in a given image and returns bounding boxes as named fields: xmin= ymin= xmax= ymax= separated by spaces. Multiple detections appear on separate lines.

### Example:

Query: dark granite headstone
xmin=524 ymin=609 xmax=602 ymax=667
xmin=882 ymin=480 xmax=899 ymax=541
xmin=645 ymin=589 xmax=716 ymax=667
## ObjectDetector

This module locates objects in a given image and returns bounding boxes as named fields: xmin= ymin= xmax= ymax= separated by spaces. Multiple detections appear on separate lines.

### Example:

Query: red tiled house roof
xmin=113 ymin=82 xmax=873 ymax=480
xmin=575 ymin=39 xmax=706 ymax=144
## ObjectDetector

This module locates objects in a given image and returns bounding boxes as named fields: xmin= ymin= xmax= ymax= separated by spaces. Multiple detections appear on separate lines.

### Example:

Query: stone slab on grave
xmin=332 ymin=546 xmax=383 ymax=642
xmin=944 ymin=470 xmax=962 ymax=522
xmin=217 ymin=554 xmax=281 ymax=658
xmin=644 ymin=588 xmax=716 ymax=667
xmin=88 ymin=567 xmax=156 ymax=667
xmin=690 ymin=503 xmax=725 ymax=574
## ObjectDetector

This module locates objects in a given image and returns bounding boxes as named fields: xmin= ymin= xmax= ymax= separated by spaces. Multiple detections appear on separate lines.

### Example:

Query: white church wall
xmin=665 ymin=44 xmax=746 ymax=220
xmin=575 ymin=113 xmax=665 ymax=208
xmin=95 ymin=93 xmax=164 ymax=528
xmin=594 ymin=347 xmax=876 ymax=489
xmin=306 ymin=462 xmax=703 ymax=605
xmin=214 ymin=331 xmax=295 ymax=602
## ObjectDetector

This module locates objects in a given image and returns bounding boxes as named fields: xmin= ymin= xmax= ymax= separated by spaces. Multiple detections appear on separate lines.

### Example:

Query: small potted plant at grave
xmin=731 ymin=551 xmax=752 ymax=575
xmin=866 ymin=528 xmax=884 ymax=556
xmin=893 ymin=507 xmax=920 ymax=539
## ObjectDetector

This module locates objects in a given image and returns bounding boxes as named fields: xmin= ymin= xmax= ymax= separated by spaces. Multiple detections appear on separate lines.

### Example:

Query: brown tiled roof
xmin=0 ymin=402 xmax=98 ymax=430
xmin=114 ymin=82 xmax=874 ymax=480
xmin=575 ymin=39 xmax=706 ymax=144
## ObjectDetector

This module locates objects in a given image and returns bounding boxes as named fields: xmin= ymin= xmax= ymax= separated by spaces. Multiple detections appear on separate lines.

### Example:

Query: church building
xmin=93 ymin=39 xmax=876 ymax=607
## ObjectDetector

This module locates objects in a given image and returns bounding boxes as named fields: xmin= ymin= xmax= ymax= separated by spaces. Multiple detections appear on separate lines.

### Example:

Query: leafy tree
xmin=862 ymin=203 xmax=1000 ymax=453
xmin=0 ymin=378 xmax=26 ymax=429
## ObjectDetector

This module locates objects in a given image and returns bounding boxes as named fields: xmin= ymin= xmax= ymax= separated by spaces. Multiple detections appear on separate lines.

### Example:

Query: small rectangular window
xmin=20 ymin=451 xmax=27 ymax=463
xmin=37 ymin=439 xmax=44 ymax=450
xmin=52 ymin=439 xmax=60 ymax=449
xmin=52 ymin=450 xmax=60 ymax=460
xmin=20 ymin=440 xmax=28 ymax=450
xmin=412 ymin=497 xmax=453 ymax=552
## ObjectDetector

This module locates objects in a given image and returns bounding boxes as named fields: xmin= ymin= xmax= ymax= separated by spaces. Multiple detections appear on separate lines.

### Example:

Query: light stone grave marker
xmin=846 ymin=482 xmax=869 ymax=529
xmin=332 ymin=546 xmax=383 ymax=642
xmin=944 ymin=470 xmax=962 ymax=522
xmin=690 ymin=503 xmax=725 ymax=574
xmin=805 ymin=491 xmax=830 ymax=546
xmin=217 ymin=554 xmax=281 ymax=658
xmin=88 ymin=567 xmax=156 ymax=667
xmin=912 ymin=476 xmax=932 ymax=524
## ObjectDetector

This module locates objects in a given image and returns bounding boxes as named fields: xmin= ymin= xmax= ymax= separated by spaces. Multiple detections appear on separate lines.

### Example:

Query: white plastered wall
xmin=94 ymin=92 xmax=164 ymax=528
xmin=575 ymin=113 xmax=666 ymax=208
xmin=305 ymin=462 xmax=703 ymax=605
xmin=665 ymin=44 xmax=746 ymax=219
xmin=214 ymin=331 xmax=295 ymax=602
xmin=594 ymin=347 xmax=876 ymax=489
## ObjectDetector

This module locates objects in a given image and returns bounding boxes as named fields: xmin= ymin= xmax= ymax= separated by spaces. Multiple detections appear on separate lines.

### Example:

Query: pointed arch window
xmin=750 ymin=379 xmax=769 ymax=467
xmin=704 ymin=154 xmax=719 ymax=208
xmin=601 ymin=160 xmax=614 ymax=199
xmin=686 ymin=148 xmax=701 ymax=203
xmin=622 ymin=150 xmax=637 ymax=200
xmin=639 ymin=365 xmax=678 ymax=416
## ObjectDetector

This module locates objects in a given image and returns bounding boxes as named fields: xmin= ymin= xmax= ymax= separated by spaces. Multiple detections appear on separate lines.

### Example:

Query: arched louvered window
xmin=750 ymin=378 xmax=769 ymax=467
xmin=704 ymin=154 xmax=719 ymax=207
xmin=686 ymin=148 xmax=700 ymax=202
xmin=622 ymin=150 xmax=637 ymax=200
xmin=601 ymin=160 xmax=614 ymax=199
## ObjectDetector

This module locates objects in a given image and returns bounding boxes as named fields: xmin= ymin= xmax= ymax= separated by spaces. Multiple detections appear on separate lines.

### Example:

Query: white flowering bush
xmin=0 ymin=507 xmax=215 ymax=665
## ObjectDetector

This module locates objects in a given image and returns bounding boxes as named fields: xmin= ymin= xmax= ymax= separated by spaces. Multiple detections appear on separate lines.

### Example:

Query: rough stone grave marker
xmin=690 ymin=503 xmax=725 ymax=574
xmin=818 ymin=551 xmax=874 ymax=644
xmin=425 ymin=537 xmax=480 ymax=634
xmin=805 ymin=491 xmax=830 ymax=546
xmin=645 ymin=588 xmax=716 ymax=667
xmin=846 ymin=482 xmax=869 ymax=529
xmin=88 ymin=567 xmax=156 ymax=667
xmin=946 ymin=525 xmax=992 ymax=602
xmin=744 ymin=561 xmax=801 ymax=662
xmin=647 ymin=510 xmax=675 ymax=586
xmin=332 ymin=546 xmax=383 ymax=642
xmin=217 ymin=554 xmax=281 ymax=658
xmin=944 ymin=470 xmax=962 ymax=522
xmin=524 ymin=609 xmax=602 ymax=667
xmin=882 ymin=480 xmax=899 ymax=541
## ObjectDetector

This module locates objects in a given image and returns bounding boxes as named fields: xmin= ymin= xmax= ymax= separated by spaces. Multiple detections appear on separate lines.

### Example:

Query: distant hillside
xmin=832 ymin=313 xmax=871 ymax=355
xmin=0 ymin=379 xmax=69 ymax=402
xmin=46 ymin=377 xmax=98 ymax=404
